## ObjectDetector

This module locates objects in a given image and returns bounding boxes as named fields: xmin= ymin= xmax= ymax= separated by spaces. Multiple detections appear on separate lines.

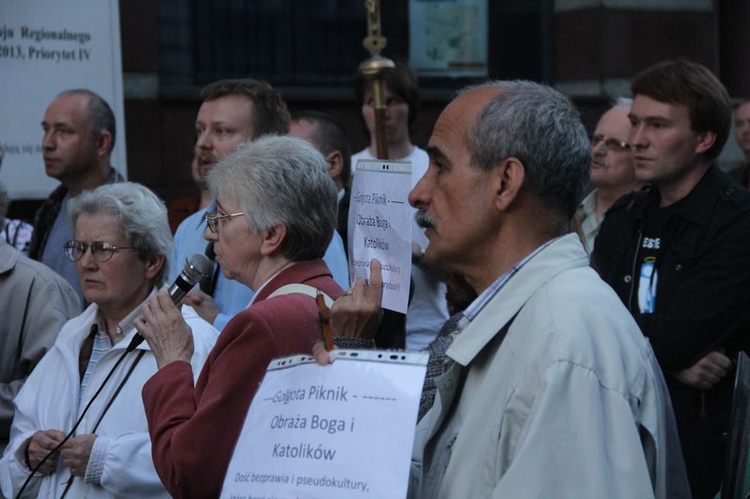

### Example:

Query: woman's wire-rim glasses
xmin=204 ymin=211 xmax=245 ymax=233
xmin=63 ymin=240 xmax=137 ymax=262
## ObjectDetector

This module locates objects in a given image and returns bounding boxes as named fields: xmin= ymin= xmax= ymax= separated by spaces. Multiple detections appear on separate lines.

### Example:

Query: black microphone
xmin=127 ymin=254 xmax=214 ymax=351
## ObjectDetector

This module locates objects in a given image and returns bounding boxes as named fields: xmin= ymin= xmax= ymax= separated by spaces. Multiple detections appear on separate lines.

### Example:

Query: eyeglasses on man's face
xmin=204 ymin=210 xmax=245 ymax=233
xmin=63 ymin=240 xmax=137 ymax=262
xmin=591 ymin=135 xmax=631 ymax=152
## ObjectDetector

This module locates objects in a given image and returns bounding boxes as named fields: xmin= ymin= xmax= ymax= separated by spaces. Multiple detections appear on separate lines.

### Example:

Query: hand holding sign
xmin=313 ymin=259 xmax=385 ymax=365
xmin=332 ymin=259 xmax=384 ymax=339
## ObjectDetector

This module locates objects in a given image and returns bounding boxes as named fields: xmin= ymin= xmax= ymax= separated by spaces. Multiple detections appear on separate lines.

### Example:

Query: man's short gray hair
xmin=207 ymin=135 xmax=337 ymax=261
xmin=67 ymin=182 xmax=173 ymax=286
xmin=464 ymin=80 xmax=591 ymax=228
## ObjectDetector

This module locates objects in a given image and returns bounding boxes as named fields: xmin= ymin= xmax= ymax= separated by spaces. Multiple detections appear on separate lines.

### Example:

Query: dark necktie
xmin=418 ymin=312 xmax=463 ymax=421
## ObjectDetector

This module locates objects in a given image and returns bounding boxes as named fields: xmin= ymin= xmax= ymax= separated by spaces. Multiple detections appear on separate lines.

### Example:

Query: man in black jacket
xmin=592 ymin=59 xmax=750 ymax=498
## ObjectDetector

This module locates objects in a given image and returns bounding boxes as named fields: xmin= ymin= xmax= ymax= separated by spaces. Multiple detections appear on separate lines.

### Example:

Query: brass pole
xmin=359 ymin=0 xmax=394 ymax=160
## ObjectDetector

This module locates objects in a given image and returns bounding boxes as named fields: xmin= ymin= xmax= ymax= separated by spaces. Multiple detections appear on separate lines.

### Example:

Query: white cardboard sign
xmin=221 ymin=350 xmax=428 ymax=499
xmin=348 ymin=159 xmax=412 ymax=313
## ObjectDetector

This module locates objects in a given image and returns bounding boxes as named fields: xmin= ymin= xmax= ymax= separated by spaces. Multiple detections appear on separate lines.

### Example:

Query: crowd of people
xmin=0 ymin=57 xmax=749 ymax=498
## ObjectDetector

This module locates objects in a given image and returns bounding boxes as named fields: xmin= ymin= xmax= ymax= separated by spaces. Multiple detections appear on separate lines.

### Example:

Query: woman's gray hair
xmin=67 ymin=182 xmax=173 ymax=286
xmin=463 ymin=81 xmax=591 ymax=229
xmin=207 ymin=135 xmax=337 ymax=261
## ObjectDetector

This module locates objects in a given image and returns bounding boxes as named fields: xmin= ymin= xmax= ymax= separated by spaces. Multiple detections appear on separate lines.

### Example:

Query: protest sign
xmin=222 ymin=350 xmax=428 ymax=499
xmin=348 ymin=159 xmax=412 ymax=313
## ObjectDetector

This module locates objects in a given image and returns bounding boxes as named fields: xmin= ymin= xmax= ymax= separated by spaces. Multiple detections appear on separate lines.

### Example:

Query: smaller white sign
xmin=348 ymin=159 xmax=412 ymax=313
xmin=221 ymin=350 xmax=428 ymax=499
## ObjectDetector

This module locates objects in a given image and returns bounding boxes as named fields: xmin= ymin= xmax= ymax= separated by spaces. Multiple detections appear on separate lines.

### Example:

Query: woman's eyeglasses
xmin=63 ymin=240 xmax=136 ymax=262
xmin=204 ymin=211 xmax=245 ymax=233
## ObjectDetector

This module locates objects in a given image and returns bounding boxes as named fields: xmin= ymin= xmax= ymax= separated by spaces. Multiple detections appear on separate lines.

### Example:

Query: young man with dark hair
xmin=353 ymin=58 xmax=420 ymax=152
xmin=593 ymin=59 xmax=750 ymax=498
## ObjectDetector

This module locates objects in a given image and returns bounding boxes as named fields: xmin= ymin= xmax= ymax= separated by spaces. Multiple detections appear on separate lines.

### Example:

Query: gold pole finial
xmin=359 ymin=0 xmax=395 ymax=159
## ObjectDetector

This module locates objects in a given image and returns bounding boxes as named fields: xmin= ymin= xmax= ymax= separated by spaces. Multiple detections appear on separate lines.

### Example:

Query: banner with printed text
xmin=0 ymin=0 xmax=126 ymax=199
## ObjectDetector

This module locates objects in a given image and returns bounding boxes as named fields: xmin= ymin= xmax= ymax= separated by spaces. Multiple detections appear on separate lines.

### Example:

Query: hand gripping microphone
xmin=127 ymin=254 xmax=214 ymax=351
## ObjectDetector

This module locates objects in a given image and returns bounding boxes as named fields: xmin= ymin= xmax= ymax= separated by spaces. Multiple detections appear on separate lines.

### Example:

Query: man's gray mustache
xmin=415 ymin=210 xmax=436 ymax=229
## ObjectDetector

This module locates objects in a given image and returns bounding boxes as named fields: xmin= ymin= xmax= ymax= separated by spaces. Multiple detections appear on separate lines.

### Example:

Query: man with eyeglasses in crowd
xmin=171 ymin=79 xmax=349 ymax=331
xmin=575 ymin=98 xmax=641 ymax=254
xmin=592 ymin=59 xmax=750 ymax=498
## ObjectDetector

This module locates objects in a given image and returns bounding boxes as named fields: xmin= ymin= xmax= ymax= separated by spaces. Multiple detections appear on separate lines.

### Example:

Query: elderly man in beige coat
xmin=323 ymin=81 xmax=689 ymax=498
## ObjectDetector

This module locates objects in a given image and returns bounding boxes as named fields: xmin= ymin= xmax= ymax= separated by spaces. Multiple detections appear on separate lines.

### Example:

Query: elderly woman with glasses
xmin=134 ymin=136 xmax=344 ymax=498
xmin=0 ymin=182 xmax=218 ymax=499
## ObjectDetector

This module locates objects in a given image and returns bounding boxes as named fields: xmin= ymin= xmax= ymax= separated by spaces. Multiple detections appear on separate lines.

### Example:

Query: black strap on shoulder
xmin=91 ymin=350 xmax=146 ymax=433
xmin=58 ymin=349 xmax=147 ymax=498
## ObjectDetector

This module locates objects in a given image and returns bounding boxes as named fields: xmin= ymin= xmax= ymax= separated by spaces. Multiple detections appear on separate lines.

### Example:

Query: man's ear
xmin=260 ymin=224 xmax=288 ymax=256
xmin=96 ymin=131 xmax=113 ymax=159
xmin=694 ymin=130 xmax=717 ymax=156
xmin=326 ymin=151 xmax=345 ymax=181
xmin=494 ymin=157 xmax=525 ymax=211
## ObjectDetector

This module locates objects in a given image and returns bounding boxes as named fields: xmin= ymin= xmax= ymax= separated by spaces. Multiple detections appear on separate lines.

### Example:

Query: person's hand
xmin=312 ymin=341 xmax=332 ymax=365
xmin=330 ymin=258 xmax=384 ymax=339
xmin=183 ymin=289 xmax=219 ymax=325
xmin=60 ymin=434 xmax=97 ymax=477
xmin=673 ymin=350 xmax=733 ymax=390
xmin=134 ymin=288 xmax=194 ymax=369
xmin=25 ymin=430 xmax=65 ymax=473
xmin=313 ymin=259 xmax=385 ymax=366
